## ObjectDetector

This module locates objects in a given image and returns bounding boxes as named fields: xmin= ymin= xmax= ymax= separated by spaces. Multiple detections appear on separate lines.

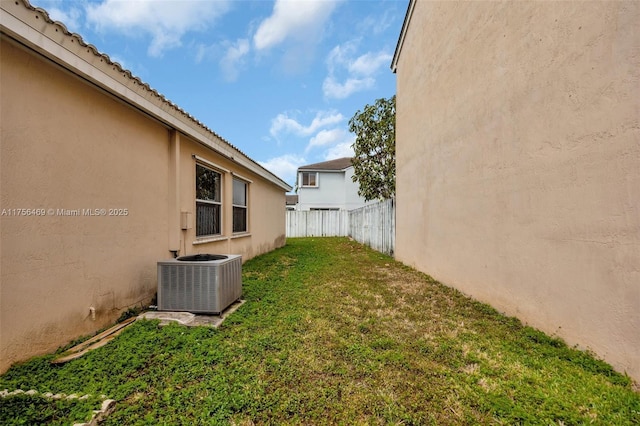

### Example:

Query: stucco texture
xmin=178 ymin=138 xmax=286 ymax=259
xmin=1 ymin=37 xmax=286 ymax=371
xmin=394 ymin=1 xmax=639 ymax=380
xmin=1 ymin=39 xmax=170 ymax=370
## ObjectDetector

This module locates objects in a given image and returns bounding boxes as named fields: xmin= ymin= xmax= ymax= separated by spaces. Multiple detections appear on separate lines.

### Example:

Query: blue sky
xmin=31 ymin=0 xmax=407 ymax=188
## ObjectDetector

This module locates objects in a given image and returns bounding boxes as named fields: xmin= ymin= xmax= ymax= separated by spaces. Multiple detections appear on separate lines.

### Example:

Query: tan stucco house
xmin=392 ymin=1 xmax=639 ymax=381
xmin=0 ymin=0 xmax=291 ymax=372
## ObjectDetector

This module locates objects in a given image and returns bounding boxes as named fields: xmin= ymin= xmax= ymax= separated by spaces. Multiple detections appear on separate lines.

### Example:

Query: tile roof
xmin=298 ymin=157 xmax=354 ymax=171
xmin=1 ymin=0 xmax=291 ymax=191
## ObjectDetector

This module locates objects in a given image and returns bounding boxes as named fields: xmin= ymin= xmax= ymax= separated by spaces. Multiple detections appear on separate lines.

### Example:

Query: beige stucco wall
xmin=394 ymin=1 xmax=640 ymax=380
xmin=177 ymin=137 xmax=287 ymax=259
xmin=0 ymin=38 xmax=170 ymax=370
xmin=1 ymin=36 xmax=286 ymax=372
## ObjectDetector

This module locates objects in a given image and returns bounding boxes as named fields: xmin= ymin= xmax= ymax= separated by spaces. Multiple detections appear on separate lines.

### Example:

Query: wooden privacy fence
xmin=285 ymin=198 xmax=395 ymax=256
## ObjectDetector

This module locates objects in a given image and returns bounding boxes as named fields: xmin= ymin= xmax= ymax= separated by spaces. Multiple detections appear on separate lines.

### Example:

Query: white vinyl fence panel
xmin=285 ymin=198 xmax=395 ymax=256
xmin=349 ymin=198 xmax=395 ymax=256
xmin=286 ymin=210 xmax=349 ymax=237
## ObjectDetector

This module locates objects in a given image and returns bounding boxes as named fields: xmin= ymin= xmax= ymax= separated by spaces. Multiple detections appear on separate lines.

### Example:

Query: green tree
xmin=349 ymin=95 xmax=396 ymax=201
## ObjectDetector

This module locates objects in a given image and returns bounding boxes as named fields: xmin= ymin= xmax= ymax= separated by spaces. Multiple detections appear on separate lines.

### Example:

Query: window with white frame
xmin=196 ymin=163 xmax=222 ymax=237
xmin=232 ymin=178 xmax=248 ymax=233
xmin=301 ymin=171 xmax=317 ymax=187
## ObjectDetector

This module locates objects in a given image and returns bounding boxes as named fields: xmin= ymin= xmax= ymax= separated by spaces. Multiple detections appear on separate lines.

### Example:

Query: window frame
xmin=232 ymin=177 xmax=249 ymax=234
xmin=195 ymin=162 xmax=223 ymax=238
xmin=301 ymin=171 xmax=318 ymax=187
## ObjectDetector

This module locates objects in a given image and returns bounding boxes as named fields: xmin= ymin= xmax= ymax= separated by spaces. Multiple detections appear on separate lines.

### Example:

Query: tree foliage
xmin=349 ymin=95 xmax=396 ymax=201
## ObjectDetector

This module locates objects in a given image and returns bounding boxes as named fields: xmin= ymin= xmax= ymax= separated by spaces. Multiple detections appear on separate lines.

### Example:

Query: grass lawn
xmin=1 ymin=237 xmax=638 ymax=425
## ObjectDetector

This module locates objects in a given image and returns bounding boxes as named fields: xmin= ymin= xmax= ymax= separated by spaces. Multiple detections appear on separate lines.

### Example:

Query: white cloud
xmin=349 ymin=51 xmax=393 ymax=76
xmin=195 ymin=43 xmax=218 ymax=64
xmin=108 ymin=55 xmax=129 ymax=71
xmin=325 ymin=41 xmax=357 ymax=73
xmin=324 ymin=142 xmax=355 ymax=160
xmin=219 ymin=39 xmax=250 ymax=82
xmin=306 ymin=128 xmax=352 ymax=152
xmin=253 ymin=0 xmax=339 ymax=51
xmin=258 ymin=154 xmax=307 ymax=186
xmin=356 ymin=9 xmax=396 ymax=36
xmin=46 ymin=6 xmax=83 ymax=34
xmin=322 ymin=76 xmax=375 ymax=100
xmin=270 ymin=110 xmax=344 ymax=138
xmin=85 ymin=0 xmax=230 ymax=57
xmin=323 ymin=42 xmax=392 ymax=99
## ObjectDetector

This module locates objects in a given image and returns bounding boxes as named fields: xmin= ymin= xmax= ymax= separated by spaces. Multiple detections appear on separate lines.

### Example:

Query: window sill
xmin=193 ymin=235 xmax=228 ymax=245
xmin=231 ymin=232 xmax=251 ymax=239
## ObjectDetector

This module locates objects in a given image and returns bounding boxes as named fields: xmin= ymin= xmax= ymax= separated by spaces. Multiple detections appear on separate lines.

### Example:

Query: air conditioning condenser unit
xmin=157 ymin=254 xmax=242 ymax=314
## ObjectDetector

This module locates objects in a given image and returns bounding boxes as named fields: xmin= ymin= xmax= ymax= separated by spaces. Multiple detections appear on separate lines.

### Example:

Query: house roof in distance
xmin=298 ymin=157 xmax=353 ymax=172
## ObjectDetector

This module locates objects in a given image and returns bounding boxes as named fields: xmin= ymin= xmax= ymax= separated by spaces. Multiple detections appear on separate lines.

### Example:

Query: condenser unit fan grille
xmin=157 ymin=254 xmax=242 ymax=314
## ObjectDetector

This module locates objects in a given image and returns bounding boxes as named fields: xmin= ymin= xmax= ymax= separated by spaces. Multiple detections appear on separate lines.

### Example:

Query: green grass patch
xmin=0 ymin=393 xmax=102 ymax=425
xmin=1 ymin=237 xmax=638 ymax=424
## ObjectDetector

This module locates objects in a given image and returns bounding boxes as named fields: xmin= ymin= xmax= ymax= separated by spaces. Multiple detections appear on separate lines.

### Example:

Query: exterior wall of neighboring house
xmin=297 ymin=171 xmax=346 ymax=210
xmin=296 ymin=162 xmax=374 ymax=211
xmin=392 ymin=0 xmax=640 ymax=380
xmin=343 ymin=167 xmax=368 ymax=211
xmin=0 ymin=1 xmax=290 ymax=373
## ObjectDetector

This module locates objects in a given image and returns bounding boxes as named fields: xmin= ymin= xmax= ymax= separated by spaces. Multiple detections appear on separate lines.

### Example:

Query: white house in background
xmin=296 ymin=157 xmax=374 ymax=211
